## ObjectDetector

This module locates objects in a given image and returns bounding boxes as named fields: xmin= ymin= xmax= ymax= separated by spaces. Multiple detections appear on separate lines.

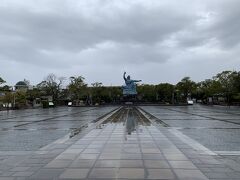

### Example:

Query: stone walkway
xmin=0 ymin=107 xmax=240 ymax=179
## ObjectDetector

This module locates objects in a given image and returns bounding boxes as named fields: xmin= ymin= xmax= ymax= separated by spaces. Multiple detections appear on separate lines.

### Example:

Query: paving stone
xmin=89 ymin=168 xmax=118 ymax=179
xmin=121 ymin=153 xmax=142 ymax=160
xmin=198 ymin=167 xmax=214 ymax=173
xmin=197 ymin=163 xmax=226 ymax=168
xmin=118 ymin=168 xmax=145 ymax=179
xmin=82 ymin=149 xmax=102 ymax=154
xmin=70 ymin=159 xmax=95 ymax=168
xmin=142 ymin=148 xmax=161 ymax=154
xmin=204 ymin=172 xmax=229 ymax=178
xmin=70 ymin=145 xmax=87 ymax=149
xmin=142 ymin=153 xmax=165 ymax=160
xmin=59 ymin=168 xmax=89 ymax=179
xmin=220 ymin=158 xmax=240 ymax=172
xmin=30 ymin=168 xmax=64 ymax=179
xmin=77 ymin=153 xmax=99 ymax=160
xmin=144 ymin=160 xmax=170 ymax=168
xmin=45 ymin=159 xmax=72 ymax=168
xmin=94 ymin=160 xmax=120 ymax=168
xmin=164 ymin=153 xmax=188 ymax=161
xmin=201 ymin=158 xmax=222 ymax=165
xmin=18 ymin=163 xmax=45 ymax=167
xmin=87 ymin=144 xmax=104 ymax=148
xmin=102 ymin=148 xmax=122 ymax=154
xmin=174 ymin=169 xmax=209 ymax=180
xmin=0 ymin=172 xmax=14 ymax=176
xmin=56 ymin=153 xmax=78 ymax=160
xmin=147 ymin=169 xmax=175 ymax=179
xmin=169 ymin=160 xmax=197 ymax=169
xmin=99 ymin=153 xmax=121 ymax=160
xmin=62 ymin=149 xmax=84 ymax=154
xmin=120 ymin=160 xmax=144 ymax=167
xmin=12 ymin=171 xmax=34 ymax=177
xmin=122 ymin=148 xmax=141 ymax=154
xmin=123 ymin=144 xmax=139 ymax=148
xmin=10 ymin=167 xmax=30 ymax=172
xmin=211 ymin=167 xmax=234 ymax=173
xmin=227 ymin=172 xmax=240 ymax=178
xmin=0 ymin=178 xmax=15 ymax=180
xmin=20 ymin=158 xmax=46 ymax=164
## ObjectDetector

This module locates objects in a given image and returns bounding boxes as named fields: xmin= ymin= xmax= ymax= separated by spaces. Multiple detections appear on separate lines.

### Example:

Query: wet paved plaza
xmin=141 ymin=105 xmax=240 ymax=151
xmin=0 ymin=107 xmax=116 ymax=151
xmin=0 ymin=105 xmax=240 ymax=179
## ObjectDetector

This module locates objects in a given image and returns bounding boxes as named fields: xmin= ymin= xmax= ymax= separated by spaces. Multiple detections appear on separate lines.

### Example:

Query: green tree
xmin=26 ymin=88 xmax=41 ymax=102
xmin=0 ymin=77 xmax=6 ymax=85
xmin=68 ymin=76 xmax=87 ymax=103
xmin=197 ymin=79 xmax=222 ymax=103
xmin=92 ymin=82 xmax=103 ymax=87
xmin=233 ymin=71 xmax=240 ymax=92
xmin=15 ymin=90 xmax=27 ymax=108
xmin=91 ymin=82 xmax=103 ymax=104
xmin=176 ymin=77 xmax=197 ymax=102
xmin=138 ymin=84 xmax=156 ymax=102
xmin=90 ymin=83 xmax=121 ymax=104
xmin=155 ymin=83 xmax=174 ymax=103
xmin=91 ymin=82 xmax=116 ymax=104
xmin=0 ymin=77 xmax=7 ymax=93
xmin=0 ymin=85 xmax=11 ymax=92
xmin=37 ymin=74 xmax=65 ymax=103
xmin=108 ymin=86 xmax=122 ymax=103
xmin=0 ymin=92 xmax=13 ymax=106
xmin=213 ymin=71 xmax=237 ymax=104
xmin=232 ymin=71 xmax=240 ymax=102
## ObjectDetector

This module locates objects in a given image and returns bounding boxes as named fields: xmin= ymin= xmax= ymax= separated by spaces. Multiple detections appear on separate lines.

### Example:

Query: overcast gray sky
xmin=0 ymin=0 xmax=240 ymax=86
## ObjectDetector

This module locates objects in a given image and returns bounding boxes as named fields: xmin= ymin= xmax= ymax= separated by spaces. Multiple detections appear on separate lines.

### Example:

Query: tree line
xmin=0 ymin=70 xmax=240 ymax=108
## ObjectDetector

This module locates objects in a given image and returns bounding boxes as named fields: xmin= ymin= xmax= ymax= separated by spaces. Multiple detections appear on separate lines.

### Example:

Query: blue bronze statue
xmin=122 ymin=72 xmax=141 ymax=95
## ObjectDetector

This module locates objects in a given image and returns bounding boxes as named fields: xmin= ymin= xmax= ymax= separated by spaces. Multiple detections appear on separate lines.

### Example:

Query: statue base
xmin=122 ymin=89 xmax=137 ymax=96
xmin=125 ymin=101 xmax=134 ymax=105
xmin=121 ymin=94 xmax=138 ymax=105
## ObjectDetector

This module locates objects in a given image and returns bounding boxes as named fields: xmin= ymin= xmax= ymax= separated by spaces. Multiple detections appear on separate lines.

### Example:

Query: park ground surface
xmin=0 ymin=105 xmax=240 ymax=179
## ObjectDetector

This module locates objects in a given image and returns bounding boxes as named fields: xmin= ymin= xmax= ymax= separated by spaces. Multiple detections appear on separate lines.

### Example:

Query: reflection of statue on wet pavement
xmin=125 ymin=108 xmax=137 ymax=135
xmin=126 ymin=114 xmax=136 ymax=135
xmin=122 ymin=72 xmax=141 ymax=95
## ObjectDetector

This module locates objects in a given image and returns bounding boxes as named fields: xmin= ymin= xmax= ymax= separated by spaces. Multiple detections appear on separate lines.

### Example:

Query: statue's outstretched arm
xmin=133 ymin=80 xmax=142 ymax=82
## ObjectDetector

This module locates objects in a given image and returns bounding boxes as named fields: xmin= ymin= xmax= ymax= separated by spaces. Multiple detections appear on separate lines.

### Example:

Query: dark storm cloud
xmin=0 ymin=0 xmax=239 ymax=85
xmin=0 ymin=6 xmax=193 ymax=46
xmin=0 ymin=1 xmax=196 ymax=64
xmin=207 ymin=0 xmax=240 ymax=48
xmin=175 ymin=0 xmax=240 ymax=49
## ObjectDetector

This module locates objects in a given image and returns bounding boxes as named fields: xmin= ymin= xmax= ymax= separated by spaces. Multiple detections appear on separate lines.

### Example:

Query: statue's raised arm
xmin=123 ymin=72 xmax=127 ymax=81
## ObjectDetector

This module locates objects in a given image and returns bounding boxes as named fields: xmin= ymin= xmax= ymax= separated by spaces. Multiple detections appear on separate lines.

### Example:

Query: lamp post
xmin=13 ymin=92 xmax=16 ymax=109
xmin=172 ymin=90 xmax=174 ymax=105
xmin=11 ymin=87 xmax=16 ymax=109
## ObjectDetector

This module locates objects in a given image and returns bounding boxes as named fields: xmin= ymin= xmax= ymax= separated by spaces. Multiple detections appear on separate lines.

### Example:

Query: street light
xmin=11 ymin=87 xmax=16 ymax=109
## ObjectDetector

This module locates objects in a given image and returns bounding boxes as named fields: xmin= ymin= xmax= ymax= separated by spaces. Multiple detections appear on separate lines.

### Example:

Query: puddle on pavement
xmin=101 ymin=107 xmax=151 ymax=137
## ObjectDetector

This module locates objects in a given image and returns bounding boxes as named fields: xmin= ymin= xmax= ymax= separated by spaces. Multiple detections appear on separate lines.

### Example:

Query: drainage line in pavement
xmin=70 ymin=106 xmax=121 ymax=138
xmin=91 ymin=106 xmax=122 ymax=123
xmin=13 ymin=107 xmax=99 ymax=128
xmin=164 ymin=107 xmax=240 ymax=126
xmin=0 ymin=107 xmax=70 ymax=121
xmin=138 ymin=107 xmax=170 ymax=127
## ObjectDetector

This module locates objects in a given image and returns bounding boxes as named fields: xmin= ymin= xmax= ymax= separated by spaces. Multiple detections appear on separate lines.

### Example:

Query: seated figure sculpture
xmin=122 ymin=72 xmax=141 ymax=95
